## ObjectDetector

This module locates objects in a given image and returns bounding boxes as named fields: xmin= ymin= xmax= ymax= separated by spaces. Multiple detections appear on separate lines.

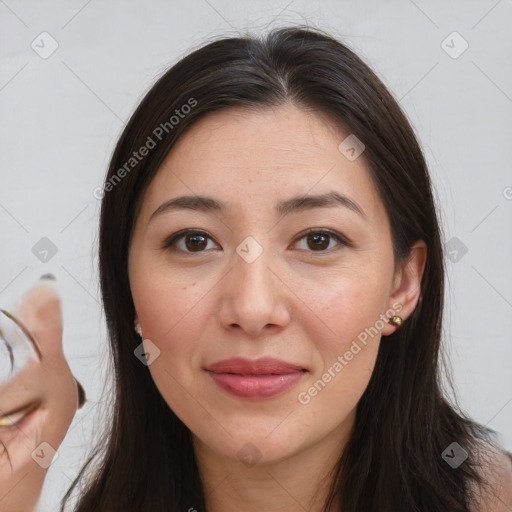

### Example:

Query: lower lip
xmin=206 ymin=371 xmax=305 ymax=399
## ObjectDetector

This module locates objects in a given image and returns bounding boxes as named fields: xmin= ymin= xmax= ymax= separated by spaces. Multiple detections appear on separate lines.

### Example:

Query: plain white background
xmin=1 ymin=1 xmax=511 ymax=510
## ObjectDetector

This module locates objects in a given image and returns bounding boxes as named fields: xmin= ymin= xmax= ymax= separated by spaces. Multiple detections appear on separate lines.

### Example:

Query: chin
xmin=192 ymin=424 xmax=308 ymax=467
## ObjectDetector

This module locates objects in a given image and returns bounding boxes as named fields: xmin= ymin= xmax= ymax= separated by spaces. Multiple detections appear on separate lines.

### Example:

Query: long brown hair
xmin=61 ymin=25 xmax=499 ymax=511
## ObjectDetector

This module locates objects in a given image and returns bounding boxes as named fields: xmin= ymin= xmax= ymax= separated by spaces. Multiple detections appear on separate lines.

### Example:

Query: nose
xmin=218 ymin=250 xmax=292 ymax=338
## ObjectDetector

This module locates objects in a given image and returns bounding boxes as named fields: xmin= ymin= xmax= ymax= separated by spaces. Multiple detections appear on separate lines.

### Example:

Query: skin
xmin=128 ymin=104 xmax=426 ymax=512
xmin=470 ymin=448 xmax=512 ymax=512
xmin=0 ymin=279 xmax=79 ymax=512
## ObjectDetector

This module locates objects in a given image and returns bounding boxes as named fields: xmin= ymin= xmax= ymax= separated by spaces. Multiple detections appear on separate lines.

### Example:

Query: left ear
xmin=381 ymin=240 xmax=427 ymax=336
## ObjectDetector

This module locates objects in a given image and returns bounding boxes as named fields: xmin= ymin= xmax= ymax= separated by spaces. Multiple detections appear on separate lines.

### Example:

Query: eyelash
xmin=161 ymin=228 xmax=351 ymax=255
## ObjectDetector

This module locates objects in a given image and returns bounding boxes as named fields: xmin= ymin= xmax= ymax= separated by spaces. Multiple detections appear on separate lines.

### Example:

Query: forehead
xmin=138 ymin=105 xmax=384 ymax=222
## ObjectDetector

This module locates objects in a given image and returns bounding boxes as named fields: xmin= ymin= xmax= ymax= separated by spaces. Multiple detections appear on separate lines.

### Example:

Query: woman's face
xmin=128 ymin=104 xmax=416 ymax=466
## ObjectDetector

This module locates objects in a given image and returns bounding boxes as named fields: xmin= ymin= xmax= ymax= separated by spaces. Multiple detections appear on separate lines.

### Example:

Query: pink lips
xmin=205 ymin=357 xmax=306 ymax=399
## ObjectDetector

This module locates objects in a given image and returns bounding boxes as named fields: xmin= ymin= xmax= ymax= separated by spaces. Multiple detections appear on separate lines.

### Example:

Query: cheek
xmin=133 ymin=280 xmax=208 ymax=421
xmin=132 ymin=265 xmax=208 ymax=344
xmin=298 ymin=269 xmax=390 ymax=407
xmin=302 ymin=268 xmax=391 ymax=353
xmin=293 ymin=287 xmax=385 ymax=431
xmin=131 ymin=281 xmax=209 ymax=411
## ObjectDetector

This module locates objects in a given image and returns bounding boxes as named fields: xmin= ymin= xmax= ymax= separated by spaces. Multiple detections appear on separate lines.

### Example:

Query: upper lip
xmin=205 ymin=357 xmax=306 ymax=375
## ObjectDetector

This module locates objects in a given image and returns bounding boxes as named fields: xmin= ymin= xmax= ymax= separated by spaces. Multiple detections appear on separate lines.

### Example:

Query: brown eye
xmin=294 ymin=229 xmax=349 ymax=253
xmin=184 ymin=233 xmax=208 ymax=251
xmin=307 ymin=233 xmax=330 ymax=251
xmin=162 ymin=230 xmax=219 ymax=254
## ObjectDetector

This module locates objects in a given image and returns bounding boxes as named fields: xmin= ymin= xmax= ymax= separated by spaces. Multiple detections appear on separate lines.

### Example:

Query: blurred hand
xmin=0 ymin=276 xmax=84 ymax=512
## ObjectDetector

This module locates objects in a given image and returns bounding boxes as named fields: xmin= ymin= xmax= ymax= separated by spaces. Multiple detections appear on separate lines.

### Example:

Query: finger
xmin=13 ymin=276 xmax=64 ymax=360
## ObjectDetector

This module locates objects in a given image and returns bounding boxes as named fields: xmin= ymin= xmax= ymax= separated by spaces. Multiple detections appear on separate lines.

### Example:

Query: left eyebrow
xmin=148 ymin=190 xmax=367 ymax=223
xmin=275 ymin=191 xmax=366 ymax=219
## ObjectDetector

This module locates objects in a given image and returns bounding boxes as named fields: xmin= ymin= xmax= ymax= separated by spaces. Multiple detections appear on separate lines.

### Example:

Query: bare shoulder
xmin=470 ymin=446 xmax=512 ymax=512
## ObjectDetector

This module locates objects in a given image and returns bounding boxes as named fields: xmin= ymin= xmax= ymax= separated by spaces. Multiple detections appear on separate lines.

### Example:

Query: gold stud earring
xmin=389 ymin=315 xmax=402 ymax=328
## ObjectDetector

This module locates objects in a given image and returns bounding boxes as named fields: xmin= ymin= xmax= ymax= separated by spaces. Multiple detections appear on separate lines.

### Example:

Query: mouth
xmin=204 ymin=357 xmax=308 ymax=399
